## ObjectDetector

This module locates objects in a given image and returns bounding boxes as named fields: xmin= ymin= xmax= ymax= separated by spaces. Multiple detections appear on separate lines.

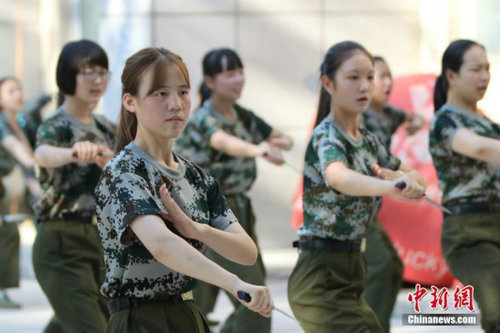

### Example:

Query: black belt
xmin=107 ymin=291 xmax=193 ymax=315
xmin=445 ymin=203 xmax=500 ymax=216
xmin=293 ymin=236 xmax=365 ymax=252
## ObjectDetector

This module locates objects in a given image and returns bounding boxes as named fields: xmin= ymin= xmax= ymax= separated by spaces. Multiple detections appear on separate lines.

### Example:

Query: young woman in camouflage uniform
xmin=361 ymin=56 xmax=424 ymax=333
xmin=96 ymin=47 xmax=273 ymax=333
xmin=287 ymin=41 xmax=426 ymax=333
xmin=429 ymin=39 xmax=500 ymax=333
xmin=32 ymin=40 xmax=114 ymax=332
xmin=0 ymin=76 xmax=39 ymax=308
xmin=175 ymin=48 xmax=293 ymax=333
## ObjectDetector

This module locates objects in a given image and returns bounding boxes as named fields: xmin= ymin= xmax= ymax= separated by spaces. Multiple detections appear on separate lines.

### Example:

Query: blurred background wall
xmin=1 ymin=0 xmax=499 ymax=248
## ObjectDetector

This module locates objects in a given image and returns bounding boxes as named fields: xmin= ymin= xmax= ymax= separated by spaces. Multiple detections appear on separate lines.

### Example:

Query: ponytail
xmin=198 ymin=82 xmax=212 ymax=108
xmin=433 ymin=74 xmax=448 ymax=112
xmin=315 ymin=87 xmax=331 ymax=127
xmin=114 ymin=105 xmax=137 ymax=153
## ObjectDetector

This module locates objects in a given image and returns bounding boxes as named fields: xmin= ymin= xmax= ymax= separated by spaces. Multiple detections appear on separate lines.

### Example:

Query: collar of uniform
xmin=441 ymin=104 xmax=485 ymax=122
xmin=325 ymin=117 xmax=363 ymax=148
xmin=127 ymin=142 xmax=186 ymax=180
xmin=202 ymin=100 xmax=238 ymax=126
xmin=57 ymin=107 xmax=98 ymax=129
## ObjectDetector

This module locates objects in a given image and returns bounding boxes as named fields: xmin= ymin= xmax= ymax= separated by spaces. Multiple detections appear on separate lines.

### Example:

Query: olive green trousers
xmin=0 ymin=222 xmax=20 ymax=289
xmin=441 ymin=212 xmax=500 ymax=333
xmin=288 ymin=249 xmax=382 ymax=333
xmin=107 ymin=299 xmax=210 ymax=333
xmin=32 ymin=221 xmax=108 ymax=333
xmin=362 ymin=219 xmax=403 ymax=333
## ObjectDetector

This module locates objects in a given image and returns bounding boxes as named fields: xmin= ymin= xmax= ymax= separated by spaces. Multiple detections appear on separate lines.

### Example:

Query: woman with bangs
xmin=288 ymin=41 xmax=426 ymax=333
xmin=32 ymin=39 xmax=115 ymax=332
xmin=96 ymin=47 xmax=273 ymax=333
xmin=175 ymin=48 xmax=293 ymax=332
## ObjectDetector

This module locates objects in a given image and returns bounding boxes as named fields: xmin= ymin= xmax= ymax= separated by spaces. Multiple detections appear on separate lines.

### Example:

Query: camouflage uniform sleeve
xmin=248 ymin=111 xmax=273 ymax=143
xmin=35 ymin=119 xmax=67 ymax=147
xmin=366 ymin=132 xmax=401 ymax=170
xmin=313 ymin=130 xmax=348 ymax=186
xmin=99 ymin=171 xmax=162 ymax=246
xmin=199 ymin=114 xmax=223 ymax=141
xmin=432 ymin=113 xmax=461 ymax=152
xmin=205 ymin=175 xmax=237 ymax=230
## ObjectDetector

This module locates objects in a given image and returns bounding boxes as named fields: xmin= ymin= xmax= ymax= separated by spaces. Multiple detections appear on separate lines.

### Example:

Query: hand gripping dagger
xmin=395 ymin=182 xmax=453 ymax=215
xmin=237 ymin=291 xmax=304 ymax=329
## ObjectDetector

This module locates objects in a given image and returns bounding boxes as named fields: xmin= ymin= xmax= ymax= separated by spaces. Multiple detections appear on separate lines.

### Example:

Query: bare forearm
xmin=196 ymin=223 xmax=257 ymax=265
xmin=452 ymin=129 xmax=500 ymax=166
xmin=155 ymin=236 xmax=240 ymax=292
xmin=3 ymin=136 xmax=35 ymax=169
xmin=34 ymin=145 xmax=74 ymax=168
xmin=327 ymin=167 xmax=392 ymax=197
xmin=210 ymin=131 xmax=262 ymax=158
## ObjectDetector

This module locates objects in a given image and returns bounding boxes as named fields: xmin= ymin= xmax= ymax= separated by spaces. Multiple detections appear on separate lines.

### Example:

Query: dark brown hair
xmin=315 ymin=41 xmax=373 ymax=127
xmin=114 ymin=47 xmax=190 ymax=152
xmin=433 ymin=39 xmax=484 ymax=111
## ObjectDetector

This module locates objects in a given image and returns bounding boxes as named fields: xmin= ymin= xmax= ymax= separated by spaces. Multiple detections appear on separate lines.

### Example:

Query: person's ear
xmin=445 ymin=68 xmax=458 ymax=86
xmin=321 ymin=75 xmax=335 ymax=94
xmin=122 ymin=93 xmax=136 ymax=114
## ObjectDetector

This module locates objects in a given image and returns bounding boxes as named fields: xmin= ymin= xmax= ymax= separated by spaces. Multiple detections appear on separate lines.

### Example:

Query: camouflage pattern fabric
xmin=0 ymin=113 xmax=18 ymax=176
xmin=33 ymin=108 xmax=115 ymax=221
xmin=360 ymin=105 xmax=407 ymax=149
xmin=429 ymin=104 xmax=500 ymax=206
xmin=175 ymin=100 xmax=273 ymax=195
xmin=299 ymin=117 xmax=401 ymax=241
xmin=95 ymin=142 xmax=237 ymax=299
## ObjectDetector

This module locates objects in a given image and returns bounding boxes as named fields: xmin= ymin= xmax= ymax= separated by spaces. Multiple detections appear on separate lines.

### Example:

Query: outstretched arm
xmin=210 ymin=130 xmax=284 ymax=165
xmin=130 ymin=214 xmax=273 ymax=316
xmin=325 ymin=161 xmax=425 ymax=199
xmin=451 ymin=128 xmax=500 ymax=166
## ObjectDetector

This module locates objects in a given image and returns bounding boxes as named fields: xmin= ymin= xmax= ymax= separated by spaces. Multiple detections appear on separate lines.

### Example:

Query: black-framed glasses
xmin=79 ymin=70 xmax=111 ymax=81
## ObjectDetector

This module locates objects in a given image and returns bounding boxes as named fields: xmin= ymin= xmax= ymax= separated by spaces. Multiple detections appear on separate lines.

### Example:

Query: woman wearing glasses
xmin=32 ymin=40 xmax=115 ymax=332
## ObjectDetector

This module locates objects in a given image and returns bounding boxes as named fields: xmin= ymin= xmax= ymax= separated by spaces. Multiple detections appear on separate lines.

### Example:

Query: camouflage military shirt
xmin=34 ymin=108 xmax=115 ymax=221
xmin=360 ymin=105 xmax=407 ymax=149
xmin=0 ymin=113 xmax=17 ymax=177
xmin=429 ymin=104 xmax=500 ymax=206
xmin=175 ymin=100 xmax=273 ymax=194
xmin=95 ymin=142 xmax=237 ymax=298
xmin=299 ymin=117 xmax=401 ymax=241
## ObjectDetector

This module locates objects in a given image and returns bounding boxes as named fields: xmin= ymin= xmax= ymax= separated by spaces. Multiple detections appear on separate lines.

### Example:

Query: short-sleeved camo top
xmin=95 ymin=142 xmax=237 ymax=299
xmin=299 ymin=117 xmax=401 ymax=241
xmin=0 ymin=113 xmax=17 ymax=177
xmin=34 ymin=108 xmax=115 ymax=221
xmin=175 ymin=100 xmax=273 ymax=195
xmin=360 ymin=104 xmax=407 ymax=149
xmin=429 ymin=104 xmax=500 ymax=206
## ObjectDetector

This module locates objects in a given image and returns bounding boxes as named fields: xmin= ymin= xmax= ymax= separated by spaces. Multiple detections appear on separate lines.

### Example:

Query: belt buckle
xmin=181 ymin=291 xmax=193 ymax=301
xmin=92 ymin=215 xmax=98 ymax=225
xmin=360 ymin=238 xmax=366 ymax=253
